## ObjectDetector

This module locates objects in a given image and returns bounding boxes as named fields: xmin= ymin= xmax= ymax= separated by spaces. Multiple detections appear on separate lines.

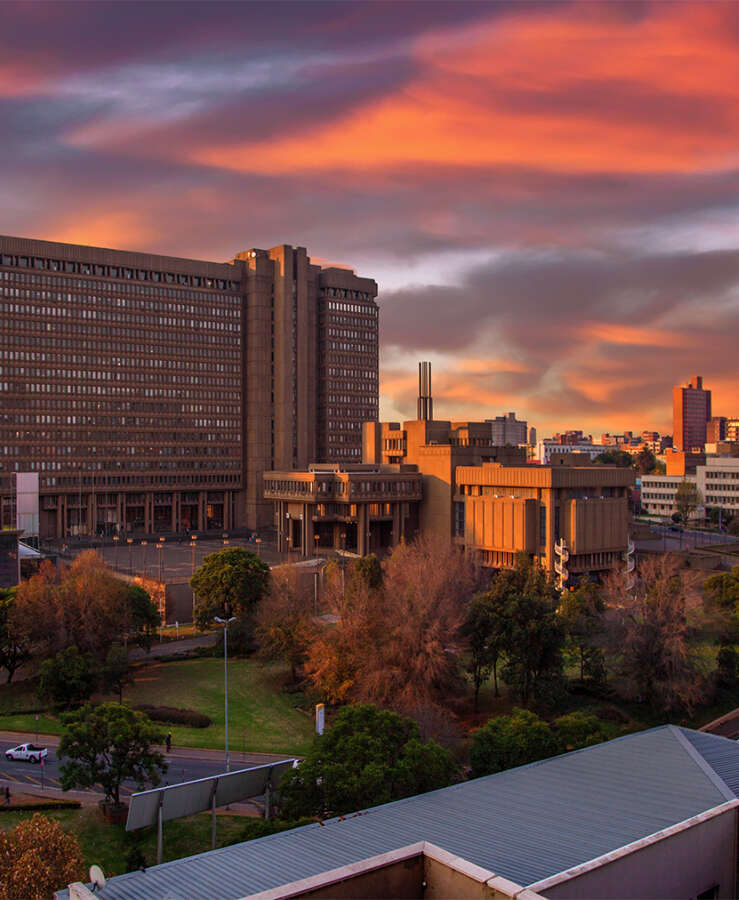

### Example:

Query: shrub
xmin=134 ymin=705 xmax=212 ymax=728
xmin=0 ymin=800 xmax=81 ymax=812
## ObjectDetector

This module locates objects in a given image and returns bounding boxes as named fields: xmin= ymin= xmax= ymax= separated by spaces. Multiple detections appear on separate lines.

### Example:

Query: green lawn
xmin=0 ymin=805 xmax=250 ymax=881
xmin=0 ymin=658 xmax=315 ymax=756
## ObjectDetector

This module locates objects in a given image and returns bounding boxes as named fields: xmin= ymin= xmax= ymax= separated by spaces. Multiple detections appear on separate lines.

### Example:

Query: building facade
xmin=263 ymin=464 xmax=422 ymax=557
xmin=456 ymin=459 xmax=634 ymax=582
xmin=673 ymin=375 xmax=711 ymax=452
xmin=487 ymin=412 xmax=528 ymax=446
xmin=0 ymin=235 xmax=377 ymax=538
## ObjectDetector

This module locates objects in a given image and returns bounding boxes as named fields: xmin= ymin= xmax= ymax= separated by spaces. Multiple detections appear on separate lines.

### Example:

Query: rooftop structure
xmin=60 ymin=726 xmax=739 ymax=900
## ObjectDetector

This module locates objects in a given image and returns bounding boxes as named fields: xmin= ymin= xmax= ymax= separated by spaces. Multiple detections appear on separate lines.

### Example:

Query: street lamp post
xmin=314 ymin=533 xmax=320 ymax=557
xmin=190 ymin=539 xmax=197 ymax=576
xmin=141 ymin=541 xmax=148 ymax=579
xmin=157 ymin=538 xmax=165 ymax=583
xmin=214 ymin=615 xmax=236 ymax=772
xmin=255 ymin=537 xmax=262 ymax=557
xmin=127 ymin=538 xmax=133 ymax=576
xmin=113 ymin=534 xmax=119 ymax=570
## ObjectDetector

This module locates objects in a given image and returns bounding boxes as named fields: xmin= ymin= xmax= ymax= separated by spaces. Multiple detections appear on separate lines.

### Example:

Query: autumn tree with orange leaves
xmin=0 ymin=813 xmax=85 ymax=900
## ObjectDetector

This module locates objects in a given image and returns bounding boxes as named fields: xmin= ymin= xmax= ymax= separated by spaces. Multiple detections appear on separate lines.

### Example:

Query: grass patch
xmin=0 ymin=805 xmax=249 ymax=880
xmin=0 ymin=658 xmax=314 ymax=756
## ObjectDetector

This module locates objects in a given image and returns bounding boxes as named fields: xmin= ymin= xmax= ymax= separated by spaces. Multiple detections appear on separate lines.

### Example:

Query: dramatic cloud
xmin=1 ymin=0 xmax=738 ymax=434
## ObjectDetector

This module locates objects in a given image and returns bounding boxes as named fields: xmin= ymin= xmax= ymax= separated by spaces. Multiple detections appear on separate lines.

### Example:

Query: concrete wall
xmin=540 ymin=806 xmax=737 ymax=900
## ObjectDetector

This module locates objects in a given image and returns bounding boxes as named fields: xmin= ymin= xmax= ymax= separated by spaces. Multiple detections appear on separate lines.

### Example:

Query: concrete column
xmin=276 ymin=501 xmax=285 ymax=553
xmin=332 ymin=522 xmax=340 ymax=550
xmin=303 ymin=503 xmax=314 ymax=556
xmin=198 ymin=492 xmax=206 ymax=532
xmin=172 ymin=494 xmax=178 ymax=533
xmin=357 ymin=504 xmax=368 ymax=557
xmin=392 ymin=503 xmax=400 ymax=547
xmin=56 ymin=500 xmax=64 ymax=539
xmin=145 ymin=493 xmax=153 ymax=534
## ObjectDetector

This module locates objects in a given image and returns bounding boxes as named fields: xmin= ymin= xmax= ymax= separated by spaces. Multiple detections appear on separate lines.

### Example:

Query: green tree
xmin=0 ymin=588 xmax=31 ymax=684
xmin=461 ymin=590 xmax=508 ymax=710
xmin=191 ymin=547 xmax=270 ymax=629
xmin=470 ymin=708 xmax=558 ymax=778
xmin=558 ymin=578 xmax=606 ymax=685
xmin=491 ymin=555 xmax=565 ymax=705
xmin=278 ymin=704 xmax=458 ymax=819
xmin=674 ymin=480 xmax=701 ymax=527
xmin=354 ymin=554 xmax=383 ymax=590
xmin=728 ymin=516 xmax=739 ymax=537
xmin=552 ymin=711 xmax=609 ymax=752
xmin=634 ymin=447 xmax=657 ymax=475
xmin=594 ymin=450 xmax=633 ymax=467
xmin=125 ymin=584 xmax=160 ymax=651
xmin=101 ymin=642 xmax=134 ymax=702
xmin=38 ymin=646 xmax=98 ymax=710
xmin=58 ymin=702 xmax=167 ymax=807
xmin=716 ymin=645 xmax=738 ymax=690
xmin=603 ymin=555 xmax=707 ymax=713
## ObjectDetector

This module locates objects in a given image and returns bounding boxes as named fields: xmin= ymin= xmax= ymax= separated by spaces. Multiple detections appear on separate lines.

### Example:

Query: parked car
xmin=4 ymin=743 xmax=48 ymax=763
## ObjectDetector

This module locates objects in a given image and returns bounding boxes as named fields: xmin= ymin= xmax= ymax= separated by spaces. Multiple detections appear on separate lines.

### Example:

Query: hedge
xmin=134 ymin=705 xmax=212 ymax=728
xmin=0 ymin=800 xmax=81 ymax=812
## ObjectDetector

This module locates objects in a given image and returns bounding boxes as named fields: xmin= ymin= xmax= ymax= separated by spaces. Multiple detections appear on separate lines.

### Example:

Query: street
xmin=635 ymin=524 xmax=737 ymax=554
xmin=0 ymin=736 xmax=291 ymax=799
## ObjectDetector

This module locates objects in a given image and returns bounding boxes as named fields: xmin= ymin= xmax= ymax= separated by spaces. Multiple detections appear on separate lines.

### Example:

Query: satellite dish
xmin=89 ymin=865 xmax=106 ymax=890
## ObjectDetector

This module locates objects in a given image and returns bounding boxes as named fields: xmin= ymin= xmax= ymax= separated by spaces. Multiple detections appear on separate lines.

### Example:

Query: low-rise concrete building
xmin=456 ymin=459 xmax=634 ymax=583
xmin=263 ymin=464 xmax=422 ymax=557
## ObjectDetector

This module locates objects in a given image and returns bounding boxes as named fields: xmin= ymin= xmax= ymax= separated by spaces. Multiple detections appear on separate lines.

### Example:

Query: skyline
xmin=2 ymin=1 xmax=738 ymax=433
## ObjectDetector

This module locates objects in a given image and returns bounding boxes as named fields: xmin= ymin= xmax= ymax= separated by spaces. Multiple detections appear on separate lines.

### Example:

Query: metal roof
xmin=59 ymin=725 xmax=739 ymax=900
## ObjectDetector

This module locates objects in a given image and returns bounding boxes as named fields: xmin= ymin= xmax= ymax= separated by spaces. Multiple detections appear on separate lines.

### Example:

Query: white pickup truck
xmin=5 ymin=743 xmax=48 ymax=763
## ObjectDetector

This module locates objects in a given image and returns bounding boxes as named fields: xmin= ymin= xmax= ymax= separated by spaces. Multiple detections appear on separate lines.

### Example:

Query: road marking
xmin=25 ymin=775 xmax=42 ymax=786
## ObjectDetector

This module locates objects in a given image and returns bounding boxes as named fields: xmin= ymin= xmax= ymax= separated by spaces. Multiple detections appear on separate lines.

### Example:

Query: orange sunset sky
xmin=2 ymin=0 xmax=738 ymax=435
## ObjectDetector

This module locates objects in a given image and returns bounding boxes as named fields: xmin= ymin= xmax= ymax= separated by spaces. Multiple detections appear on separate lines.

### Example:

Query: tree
xmin=11 ymin=561 xmax=61 ymax=658
xmin=558 ymin=578 xmax=607 ymax=685
xmin=0 ymin=813 xmax=85 ymax=900
xmin=357 ymin=535 xmax=483 ymax=715
xmin=278 ymin=704 xmax=457 ymax=819
xmin=594 ymin=449 xmax=632 ymax=467
xmin=191 ymin=547 xmax=270 ymax=629
xmin=634 ymin=447 xmax=657 ymax=476
xmin=716 ymin=645 xmax=738 ymax=690
xmin=38 ymin=646 xmax=98 ymax=710
xmin=354 ymin=554 xmax=383 ymax=590
xmin=552 ymin=711 xmax=609 ymax=752
xmin=125 ymin=584 xmax=160 ymax=651
xmin=492 ymin=555 xmax=565 ymax=705
xmin=58 ymin=702 xmax=167 ymax=807
xmin=470 ymin=708 xmax=558 ymax=778
xmin=603 ymin=555 xmax=707 ymax=713
xmin=461 ymin=589 xmax=508 ymax=711
xmin=675 ymin=480 xmax=701 ymax=527
xmin=703 ymin=567 xmax=739 ymax=643
xmin=0 ymin=588 xmax=31 ymax=683
xmin=101 ymin=642 xmax=134 ymax=702
xmin=257 ymin=565 xmax=318 ymax=683
xmin=728 ymin=516 xmax=739 ymax=537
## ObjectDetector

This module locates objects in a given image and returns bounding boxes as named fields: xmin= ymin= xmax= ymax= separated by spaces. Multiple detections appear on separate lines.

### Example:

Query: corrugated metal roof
xmin=60 ymin=725 xmax=739 ymax=900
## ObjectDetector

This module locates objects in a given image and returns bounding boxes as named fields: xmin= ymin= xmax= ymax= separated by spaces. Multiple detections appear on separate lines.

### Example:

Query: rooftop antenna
xmin=417 ymin=361 xmax=433 ymax=421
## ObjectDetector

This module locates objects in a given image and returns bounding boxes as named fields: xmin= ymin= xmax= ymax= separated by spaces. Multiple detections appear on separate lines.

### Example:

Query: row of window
xmin=0 ymin=253 xmax=240 ymax=292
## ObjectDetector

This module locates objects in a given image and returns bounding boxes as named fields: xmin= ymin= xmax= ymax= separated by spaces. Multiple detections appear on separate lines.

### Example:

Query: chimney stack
xmin=417 ymin=361 xmax=433 ymax=421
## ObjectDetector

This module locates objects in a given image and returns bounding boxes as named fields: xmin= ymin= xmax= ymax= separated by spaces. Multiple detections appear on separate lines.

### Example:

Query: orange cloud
xmin=578 ymin=322 xmax=693 ymax=348
xmin=189 ymin=3 xmax=739 ymax=177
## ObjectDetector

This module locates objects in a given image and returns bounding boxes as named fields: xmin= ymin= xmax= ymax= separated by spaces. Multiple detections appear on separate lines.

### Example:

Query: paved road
xmin=0 ymin=736 xmax=292 ymax=799
xmin=635 ymin=526 xmax=737 ymax=554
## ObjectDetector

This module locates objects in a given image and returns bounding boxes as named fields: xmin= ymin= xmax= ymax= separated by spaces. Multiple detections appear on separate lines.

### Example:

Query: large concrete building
xmin=673 ymin=375 xmax=711 ymax=452
xmin=363 ymin=418 xmax=526 ymax=540
xmin=0 ymin=235 xmax=378 ymax=538
xmin=457 ymin=459 xmax=633 ymax=581
xmin=487 ymin=412 xmax=528 ymax=446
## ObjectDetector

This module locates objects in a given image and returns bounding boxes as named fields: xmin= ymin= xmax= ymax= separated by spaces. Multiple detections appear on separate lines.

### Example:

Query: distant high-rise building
xmin=487 ymin=412 xmax=527 ymax=446
xmin=707 ymin=416 xmax=728 ymax=443
xmin=528 ymin=426 xmax=537 ymax=445
xmin=0 ymin=235 xmax=378 ymax=537
xmin=673 ymin=376 xmax=711 ymax=452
